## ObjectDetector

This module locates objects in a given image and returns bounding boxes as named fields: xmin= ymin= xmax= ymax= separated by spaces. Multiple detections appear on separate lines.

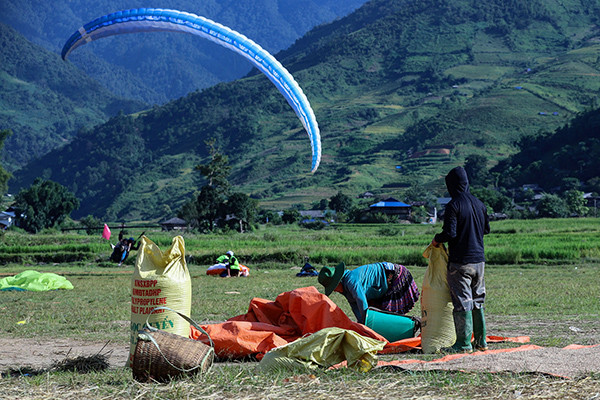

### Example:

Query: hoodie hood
xmin=445 ymin=166 xmax=470 ymax=197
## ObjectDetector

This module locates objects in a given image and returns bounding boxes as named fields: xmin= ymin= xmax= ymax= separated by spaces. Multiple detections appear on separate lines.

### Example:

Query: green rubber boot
xmin=441 ymin=310 xmax=473 ymax=353
xmin=472 ymin=307 xmax=488 ymax=351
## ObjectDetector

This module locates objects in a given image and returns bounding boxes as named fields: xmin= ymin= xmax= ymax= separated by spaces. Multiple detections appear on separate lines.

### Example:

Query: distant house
xmin=435 ymin=197 xmax=452 ymax=219
xmin=300 ymin=210 xmax=326 ymax=219
xmin=0 ymin=209 xmax=15 ymax=230
xmin=369 ymin=197 xmax=412 ymax=219
xmin=159 ymin=217 xmax=187 ymax=231
xmin=522 ymin=184 xmax=542 ymax=192
xmin=358 ymin=191 xmax=374 ymax=199
xmin=437 ymin=197 xmax=451 ymax=208
xmin=584 ymin=193 xmax=600 ymax=209
xmin=300 ymin=210 xmax=335 ymax=224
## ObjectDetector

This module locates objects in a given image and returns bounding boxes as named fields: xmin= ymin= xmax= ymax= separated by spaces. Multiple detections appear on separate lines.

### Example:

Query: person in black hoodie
xmin=432 ymin=166 xmax=491 ymax=353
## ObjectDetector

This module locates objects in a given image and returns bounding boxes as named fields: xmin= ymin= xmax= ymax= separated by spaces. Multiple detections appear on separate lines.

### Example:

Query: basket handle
xmin=137 ymin=307 xmax=215 ymax=374
xmin=143 ymin=306 xmax=214 ymax=348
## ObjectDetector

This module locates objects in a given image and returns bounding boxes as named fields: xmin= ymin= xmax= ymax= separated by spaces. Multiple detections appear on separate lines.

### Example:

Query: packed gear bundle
xmin=420 ymin=243 xmax=456 ymax=353
xmin=128 ymin=236 xmax=192 ymax=367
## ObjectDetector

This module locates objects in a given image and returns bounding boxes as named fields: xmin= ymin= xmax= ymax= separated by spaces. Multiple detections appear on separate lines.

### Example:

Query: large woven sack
xmin=132 ymin=307 xmax=214 ymax=382
xmin=420 ymin=243 xmax=456 ymax=353
xmin=128 ymin=236 xmax=191 ymax=366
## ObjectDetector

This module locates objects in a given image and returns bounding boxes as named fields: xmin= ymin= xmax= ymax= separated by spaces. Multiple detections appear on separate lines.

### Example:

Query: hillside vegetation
xmin=494 ymin=107 xmax=600 ymax=190
xmin=8 ymin=0 xmax=600 ymax=220
xmin=0 ymin=0 xmax=368 ymax=104
xmin=0 ymin=23 xmax=146 ymax=170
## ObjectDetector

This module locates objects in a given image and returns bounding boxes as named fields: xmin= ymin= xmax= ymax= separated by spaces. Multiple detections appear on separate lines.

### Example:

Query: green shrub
xmin=300 ymin=221 xmax=328 ymax=230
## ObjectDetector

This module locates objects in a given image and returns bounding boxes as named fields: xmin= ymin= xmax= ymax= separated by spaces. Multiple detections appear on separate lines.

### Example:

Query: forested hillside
xmin=0 ymin=23 xmax=146 ymax=170
xmin=9 ymin=0 xmax=600 ymax=221
xmin=493 ymin=108 xmax=600 ymax=192
xmin=0 ymin=0 xmax=368 ymax=104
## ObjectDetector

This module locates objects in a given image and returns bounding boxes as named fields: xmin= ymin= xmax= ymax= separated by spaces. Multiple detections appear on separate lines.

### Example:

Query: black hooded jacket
xmin=434 ymin=167 xmax=490 ymax=264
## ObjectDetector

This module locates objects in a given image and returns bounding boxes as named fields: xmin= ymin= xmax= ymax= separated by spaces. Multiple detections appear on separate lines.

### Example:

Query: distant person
xmin=432 ymin=166 xmax=491 ymax=353
xmin=318 ymin=261 xmax=420 ymax=324
xmin=121 ymin=236 xmax=140 ymax=263
xmin=110 ymin=231 xmax=141 ymax=266
xmin=110 ymin=231 xmax=129 ymax=265
xmin=296 ymin=257 xmax=318 ymax=277
xmin=218 ymin=250 xmax=241 ymax=277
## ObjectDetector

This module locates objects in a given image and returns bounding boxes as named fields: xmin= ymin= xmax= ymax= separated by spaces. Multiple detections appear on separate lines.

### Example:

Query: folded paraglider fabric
xmin=189 ymin=286 xmax=530 ymax=359
xmin=259 ymin=327 xmax=385 ymax=372
xmin=0 ymin=270 xmax=74 ymax=291
xmin=190 ymin=286 xmax=386 ymax=359
xmin=206 ymin=264 xmax=250 ymax=276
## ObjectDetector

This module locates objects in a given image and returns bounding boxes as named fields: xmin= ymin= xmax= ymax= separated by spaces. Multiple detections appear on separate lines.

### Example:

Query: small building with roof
xmin=0 ymin=209 xmax=15 ymax=230
xmin=369 ymin=197 xmax=412 ymax=219
xmin=160 ymin=217 xmax=187 ymax=231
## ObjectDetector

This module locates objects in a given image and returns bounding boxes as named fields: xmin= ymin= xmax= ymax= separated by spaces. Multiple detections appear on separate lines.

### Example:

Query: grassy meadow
xmin=0 ymin=218 xmax=599 ymax=399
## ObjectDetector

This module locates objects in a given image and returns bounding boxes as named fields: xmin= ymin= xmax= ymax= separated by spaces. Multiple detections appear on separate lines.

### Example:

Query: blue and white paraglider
xmin=62 ymin=8 xmax=321 ymax=173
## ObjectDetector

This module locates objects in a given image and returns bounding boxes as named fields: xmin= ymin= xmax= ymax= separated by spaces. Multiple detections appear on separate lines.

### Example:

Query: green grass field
xmin=0 ymin=218 xmax=599 ymax=399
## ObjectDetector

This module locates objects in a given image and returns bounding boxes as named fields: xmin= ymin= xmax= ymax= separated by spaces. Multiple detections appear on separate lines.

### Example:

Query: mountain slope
xmin=493 ymin=107 xmax=600 ymax=191
xmin=0 ymin=23 xmax=146 ymax=170
xmin=10 ymin=0 xmax=600 ymax=220
xmin=0 ymin=0 xmax=369 ymax=104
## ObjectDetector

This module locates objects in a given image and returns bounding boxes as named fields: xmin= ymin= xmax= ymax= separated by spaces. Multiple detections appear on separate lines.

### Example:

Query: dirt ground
xmin=1 ymin=315 xmax=598 ymax=379
xmin=0 ymin=337 xmax=130 ymax=371
xmin=2 ymin=336 xmax=599 ymax=380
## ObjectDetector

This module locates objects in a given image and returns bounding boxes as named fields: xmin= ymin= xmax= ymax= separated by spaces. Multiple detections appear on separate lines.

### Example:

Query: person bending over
xmin=318 ymin=261 xmax=419 ymax=324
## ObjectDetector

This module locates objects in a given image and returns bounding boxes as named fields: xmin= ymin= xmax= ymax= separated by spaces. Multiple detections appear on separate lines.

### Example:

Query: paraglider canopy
xmin=62 ymin=8 xmax=321 ymax=173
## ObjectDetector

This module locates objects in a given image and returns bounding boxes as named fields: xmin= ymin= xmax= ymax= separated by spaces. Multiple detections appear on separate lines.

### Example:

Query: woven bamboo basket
xmin=132 ymin=307 xmax=214 ymax=383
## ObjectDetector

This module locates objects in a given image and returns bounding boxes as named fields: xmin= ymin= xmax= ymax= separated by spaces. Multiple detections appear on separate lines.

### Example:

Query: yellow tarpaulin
xmin=259 ymin=327 xmax=386 ymax=372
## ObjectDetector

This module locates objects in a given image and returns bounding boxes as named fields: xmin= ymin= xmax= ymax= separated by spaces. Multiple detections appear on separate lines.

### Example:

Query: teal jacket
xmin=340 ymin=262 xmax=391 ymax=324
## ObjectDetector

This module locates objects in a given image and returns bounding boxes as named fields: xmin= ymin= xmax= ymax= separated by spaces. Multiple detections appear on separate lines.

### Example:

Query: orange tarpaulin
xmin=190 ymin=286 xmax=386 ymax=358
xmin=370 ymin=344 xmax=600 ymax=379
xmin=190 ymin=286 xmax=529 ymax=359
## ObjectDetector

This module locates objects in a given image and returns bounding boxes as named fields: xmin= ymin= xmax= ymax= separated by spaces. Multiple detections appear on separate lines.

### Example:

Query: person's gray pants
xmin=447 ymin=261 xmax=486 ymax=312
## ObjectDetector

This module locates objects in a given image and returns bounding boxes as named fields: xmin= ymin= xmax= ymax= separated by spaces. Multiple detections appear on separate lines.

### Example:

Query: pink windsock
xmin=102 ymin=224 xmax=111 ymax=240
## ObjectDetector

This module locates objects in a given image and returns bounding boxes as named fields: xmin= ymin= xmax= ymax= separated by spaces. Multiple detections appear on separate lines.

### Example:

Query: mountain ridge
xmin=0 ymin=0 xmax=369 ymax=104
xmin=8 ymin=0 xmax=600 ymax=220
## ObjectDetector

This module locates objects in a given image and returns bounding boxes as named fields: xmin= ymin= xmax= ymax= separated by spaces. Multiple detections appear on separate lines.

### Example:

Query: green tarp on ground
xmin=0 ymin=270 xmax=74 ymax=291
